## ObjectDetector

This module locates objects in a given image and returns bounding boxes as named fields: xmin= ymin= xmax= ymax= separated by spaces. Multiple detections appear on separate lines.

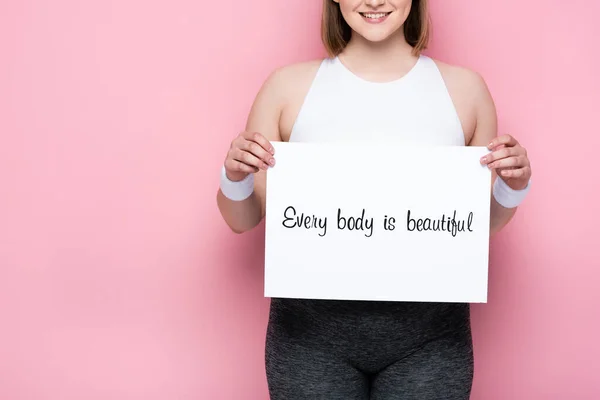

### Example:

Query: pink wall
xmin=1 ymin=1 xmax=598 ymax=399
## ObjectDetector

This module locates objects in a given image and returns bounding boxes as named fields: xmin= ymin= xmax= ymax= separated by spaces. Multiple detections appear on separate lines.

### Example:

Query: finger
xmin=487 ymin=134 xmax=519 ymax=150
xmin=243 ymin=131 xmax=275 ymax=155
xmin=481 ymin=146 xmax=522 ymax=164
xmin=488 ymin=155 xmax=527 ymax=170
xmin=242 ymin=138 xmax=276 ymax=167
xmin=234 ymin=148 xmax=270 ymax=171
xmin=225 ymin=147 xmax=262 ymax=172
xmin=225 ymin=158 xmax=258 ymax=174
xmin=499 ymin=166 xmax=531 ymax=179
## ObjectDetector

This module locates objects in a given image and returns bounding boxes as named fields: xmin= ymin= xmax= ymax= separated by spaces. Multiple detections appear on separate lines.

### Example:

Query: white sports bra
xmin=289 ymin=55 xmax=465 ymax=146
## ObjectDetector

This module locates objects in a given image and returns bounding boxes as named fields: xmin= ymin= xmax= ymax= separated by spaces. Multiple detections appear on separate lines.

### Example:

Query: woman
xmin=217 ymin=0 xmax=532 ymax=398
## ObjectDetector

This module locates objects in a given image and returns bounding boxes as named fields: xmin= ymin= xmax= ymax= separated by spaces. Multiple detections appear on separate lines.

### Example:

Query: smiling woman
xmin=216 ymin=0 xmax=532 ymax=399
xmin=323 ymin=0 xmax=428 ymax=55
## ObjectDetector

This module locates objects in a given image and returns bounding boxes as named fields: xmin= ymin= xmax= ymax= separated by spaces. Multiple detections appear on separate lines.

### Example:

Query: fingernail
xmin=480 ymin=157 xmax=487 ymax=164
xmin=269 ymin=158 xmax=276 ymax=166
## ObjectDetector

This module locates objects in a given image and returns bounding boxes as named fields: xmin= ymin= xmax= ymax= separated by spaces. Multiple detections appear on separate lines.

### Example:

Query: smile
xmin=359 ymin=12 xmax=392 ymax=23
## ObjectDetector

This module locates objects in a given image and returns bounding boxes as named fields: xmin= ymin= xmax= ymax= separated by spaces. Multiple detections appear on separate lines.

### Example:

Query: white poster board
xmin=264 ymin=141 xmax=491 ymax=303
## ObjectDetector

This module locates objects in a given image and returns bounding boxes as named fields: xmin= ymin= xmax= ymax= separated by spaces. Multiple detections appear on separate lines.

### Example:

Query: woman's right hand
xmin=224 ymin=131 xmax=276 ymax=182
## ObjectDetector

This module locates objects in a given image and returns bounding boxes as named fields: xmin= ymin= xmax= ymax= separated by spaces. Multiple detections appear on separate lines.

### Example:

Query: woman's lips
xmin=359 ymin=12 xmax=392 ymax=24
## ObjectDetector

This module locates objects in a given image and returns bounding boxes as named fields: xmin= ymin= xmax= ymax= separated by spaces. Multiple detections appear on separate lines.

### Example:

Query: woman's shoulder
xmin=260 ymin=58 xmax=326 ymax=99
xmin=249 ymin=58 xmax=324 ymax=108
xmin=244 ymin=58 xmax=327 ymax=140
xmin=274 ymin=58 xmax=326 ymax=77
xmin=251 ymin=58 xmax=325 ymax=115
xmin=429 ymin=57 xmax=490 ymax=99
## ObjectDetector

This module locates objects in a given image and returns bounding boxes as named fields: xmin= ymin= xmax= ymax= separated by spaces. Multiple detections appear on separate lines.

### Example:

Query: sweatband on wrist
xmin=493 ymin=177 xmax=531 ymax=208
xmin=220 ymin=165 xmax=254 ymax=201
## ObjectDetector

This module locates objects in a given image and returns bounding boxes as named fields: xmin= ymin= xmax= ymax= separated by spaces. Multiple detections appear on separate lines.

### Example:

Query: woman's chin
xmin=355 ymin=29 xmax=398 ymax=44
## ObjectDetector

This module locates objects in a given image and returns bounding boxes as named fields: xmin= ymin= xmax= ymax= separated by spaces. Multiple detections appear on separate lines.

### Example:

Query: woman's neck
xmin=338 ymin=29 xmax=418 ymax=81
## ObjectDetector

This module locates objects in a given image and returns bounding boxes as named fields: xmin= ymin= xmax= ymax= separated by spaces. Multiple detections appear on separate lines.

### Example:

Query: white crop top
xmin=289 ymin=55 xmax=465 ymax=146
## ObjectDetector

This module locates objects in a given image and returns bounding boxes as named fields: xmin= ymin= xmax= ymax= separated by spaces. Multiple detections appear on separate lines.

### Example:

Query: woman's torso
xmin=266 ymin=54 xmax=478 ymax=348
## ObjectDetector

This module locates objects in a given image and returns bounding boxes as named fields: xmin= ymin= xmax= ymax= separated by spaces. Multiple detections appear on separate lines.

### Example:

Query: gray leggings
xmin=265 ymin=298 xmax=474 ymax=400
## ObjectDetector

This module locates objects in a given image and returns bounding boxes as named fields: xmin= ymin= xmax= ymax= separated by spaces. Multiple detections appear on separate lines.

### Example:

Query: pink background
xmin=1 ymin=0 xmax=599 ymax=399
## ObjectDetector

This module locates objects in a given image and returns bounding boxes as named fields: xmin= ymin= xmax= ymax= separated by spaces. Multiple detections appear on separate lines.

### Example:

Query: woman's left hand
xmin=480 ymin=134 xmax=531 ymax=190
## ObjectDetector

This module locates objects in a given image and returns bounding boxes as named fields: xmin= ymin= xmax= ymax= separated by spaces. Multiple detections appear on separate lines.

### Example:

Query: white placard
xmin=264 ymin=141 xmax=491 ymax=303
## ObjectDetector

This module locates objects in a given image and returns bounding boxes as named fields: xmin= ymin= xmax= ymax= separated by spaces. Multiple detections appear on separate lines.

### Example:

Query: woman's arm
xmin=468 ymin=74 xmax=532 ymax=236
xmin=216 ymin=71 xmax=285 ymax=233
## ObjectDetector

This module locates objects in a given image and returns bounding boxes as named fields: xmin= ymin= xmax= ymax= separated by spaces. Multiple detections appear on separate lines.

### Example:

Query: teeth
xmin=363 ymin=13 xmax=387 ymax=19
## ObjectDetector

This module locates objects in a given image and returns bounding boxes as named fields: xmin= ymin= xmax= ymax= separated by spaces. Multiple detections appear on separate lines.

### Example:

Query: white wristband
xmin=220 ymin=165 xmax=254 ymax=201
xmin=493 ymin=177 xmax=531 ymax=208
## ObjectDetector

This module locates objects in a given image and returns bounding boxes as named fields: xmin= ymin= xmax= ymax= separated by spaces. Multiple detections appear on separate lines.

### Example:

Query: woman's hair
xmin=321 ymin=0 xmax=430 ymax=57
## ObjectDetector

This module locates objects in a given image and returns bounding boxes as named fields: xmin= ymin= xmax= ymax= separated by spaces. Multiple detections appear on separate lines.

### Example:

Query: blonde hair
xmin=321 ymin=0 xmax=431 ymax=57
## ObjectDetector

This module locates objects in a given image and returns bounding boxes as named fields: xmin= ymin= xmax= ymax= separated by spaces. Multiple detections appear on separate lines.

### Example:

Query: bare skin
xmin=217 ymin=2 xmax=531 ymax=236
